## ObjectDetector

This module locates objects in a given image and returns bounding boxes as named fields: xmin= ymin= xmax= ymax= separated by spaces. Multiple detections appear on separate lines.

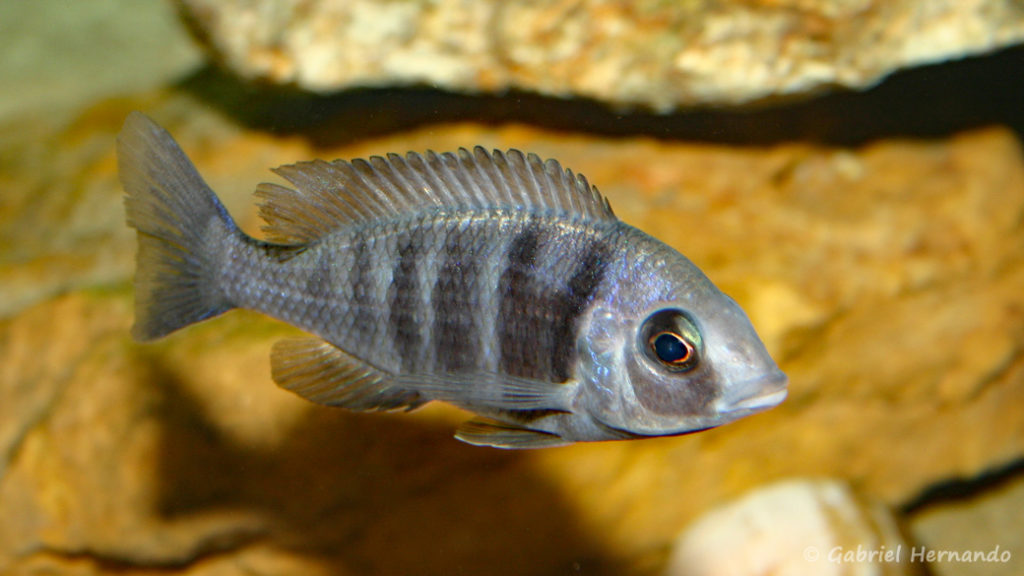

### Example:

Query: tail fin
xmin=118 ymin=112 xmax=239 ymax=341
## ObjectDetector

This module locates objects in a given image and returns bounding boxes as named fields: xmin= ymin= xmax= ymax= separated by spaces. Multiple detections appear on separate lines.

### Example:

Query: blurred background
xmin=1 ymin=1 xmax=1023 ymax=575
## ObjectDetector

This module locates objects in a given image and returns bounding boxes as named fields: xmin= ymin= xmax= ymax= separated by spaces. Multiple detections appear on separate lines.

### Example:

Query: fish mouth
xmin=594 ymin=370 xmax=788 ymax=439
xmin=719 ymin=370 xmax=789 ymax=414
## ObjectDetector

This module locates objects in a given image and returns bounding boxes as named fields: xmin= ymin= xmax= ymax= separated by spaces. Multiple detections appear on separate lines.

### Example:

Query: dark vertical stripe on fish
xmin=496 ymin=223 xmax=611 ymax=384
xmin=548 ymin=237 xmax=610 ymax=382
xmin=433 ymin=226 xmax=479 ymax=372
xmin=497 ymin=222 xmax=545 ymax=380
xmin=304 ymin=246 xmax=333 ymax=302
xmin=388 ymin=229 xmax=423 ymax=372
xmin=350 ymin=236 xmax=375 ymax=334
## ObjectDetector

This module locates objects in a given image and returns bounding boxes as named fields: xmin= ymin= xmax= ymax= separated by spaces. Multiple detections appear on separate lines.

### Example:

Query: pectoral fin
xmin=455 ymin=418 xmax=573 ymax=449
xmin=271 ymin=338 xmax=424 ymax=411
xmin=394 ymin=371 xmax=573 ymax=411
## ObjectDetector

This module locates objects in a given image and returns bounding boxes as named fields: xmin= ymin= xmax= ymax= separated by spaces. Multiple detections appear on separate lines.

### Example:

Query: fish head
xmin=575 ymin=240 xmax=787 ymax=438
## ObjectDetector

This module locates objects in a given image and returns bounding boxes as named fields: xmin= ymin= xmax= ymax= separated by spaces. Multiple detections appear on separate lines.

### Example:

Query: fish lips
xmin=717 ymin=369 xmax=789 ymax=416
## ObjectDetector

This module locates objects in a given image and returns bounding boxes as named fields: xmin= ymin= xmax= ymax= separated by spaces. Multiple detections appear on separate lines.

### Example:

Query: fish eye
xmin=641 ymin=309 xmax=702 ymax=372
xmin=650 ymin=331 xmax=695 ymax=367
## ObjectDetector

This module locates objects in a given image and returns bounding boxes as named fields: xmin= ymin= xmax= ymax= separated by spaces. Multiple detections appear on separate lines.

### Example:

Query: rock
xmin=664 ymin=479 xmax=913 ymax=576
xmin=0 ymin=0 xmax=201 ymax=319
xmin=174 ymin=0 xmax=1024 ymax=110
xmin=0 ymin=99 xmax=315 ymax=320
xmin=0 ymin=290 xmax=268 ymax=569
xmin=0 ymin=290 xmax=619 ymax=575
xmin=908 ymin=469 xmax=1024 ymax=576
xmin=532 ymin=128 xmax=1024 ymax=561
xmin=2 ymin=95 xmax=1023 ymax=573
xmin=7 ymin=543 xmax=341 ymax=576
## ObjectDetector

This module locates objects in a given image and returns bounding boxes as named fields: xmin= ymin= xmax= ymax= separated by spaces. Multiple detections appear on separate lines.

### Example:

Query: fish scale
xmin=118 ymin=112 xmax=787 ymax=448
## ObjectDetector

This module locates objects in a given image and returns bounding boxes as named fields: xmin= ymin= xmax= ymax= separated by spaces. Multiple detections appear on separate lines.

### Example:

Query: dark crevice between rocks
xmin=900 ymin=456 xmax=1024 ymax=516
xmin=143 ymin=354 xmax=626 ymax=576
xmin=175 ymin=45 xmax=1024 ymax=149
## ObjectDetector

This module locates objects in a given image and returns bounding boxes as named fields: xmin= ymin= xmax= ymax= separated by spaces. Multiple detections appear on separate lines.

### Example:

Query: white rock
xmin=665 ymin=479 xmax=911 ymax=576
xmin=175 ymin=0 xmax=1024 ymax=110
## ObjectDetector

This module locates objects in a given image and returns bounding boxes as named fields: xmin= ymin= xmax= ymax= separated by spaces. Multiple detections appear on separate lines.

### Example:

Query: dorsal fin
xmin=255 ymin=147 xmax=616 ymax=243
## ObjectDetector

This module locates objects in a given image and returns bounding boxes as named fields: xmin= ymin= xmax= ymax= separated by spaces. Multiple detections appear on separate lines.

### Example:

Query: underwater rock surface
xmin=175 ymin=0 xmax=1024 ymax=110
xmin=908 ymin=468 xmax=1024 ymax=576
xmin=2 ymin=103 xmax=1023 ymax=574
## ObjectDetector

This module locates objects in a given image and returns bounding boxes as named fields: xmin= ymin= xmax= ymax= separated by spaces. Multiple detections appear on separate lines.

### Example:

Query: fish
xmin=117 ymin=111 xmax=787 ymax=449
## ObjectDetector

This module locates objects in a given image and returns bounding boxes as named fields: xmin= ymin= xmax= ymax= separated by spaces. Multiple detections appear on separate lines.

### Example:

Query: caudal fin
xmin=118 ymin=112 xmax=238 ymax=341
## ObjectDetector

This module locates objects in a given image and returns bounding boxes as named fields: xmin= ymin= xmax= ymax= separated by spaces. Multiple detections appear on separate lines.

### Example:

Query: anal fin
xmin=455 ymin=418 xmax=572 ymax=449
xmin=271 ymin=338 xmax=424 ymax=411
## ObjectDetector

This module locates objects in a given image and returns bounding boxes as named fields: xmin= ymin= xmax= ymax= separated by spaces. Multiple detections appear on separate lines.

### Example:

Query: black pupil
xmin=654 ymin=333 xmax=690 ymax=364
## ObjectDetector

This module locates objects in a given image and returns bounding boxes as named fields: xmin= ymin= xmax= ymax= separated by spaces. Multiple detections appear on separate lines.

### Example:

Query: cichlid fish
xmin=118 ymin=112 xmax=787 ymax=449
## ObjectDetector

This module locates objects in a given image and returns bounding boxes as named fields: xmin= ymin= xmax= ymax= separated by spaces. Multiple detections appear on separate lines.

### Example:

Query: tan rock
xmin=5 ymin=542 xmax=342 ymax=576
xmin=529 ymin=129 xmax=1024 ymax=560
xmin=2 ymin=95 xmax=1023 ymax=574
xmin=909 ymin=471 xmax=1024 ymax=576
xmin=0 ymin=291 xmax=269 ymax=568
xmin=0 ymin=103 xmax=310 ymax=320
xmin=0 ymin=290 xmax=622 ymax=574
xmin=175 ymin=0 xmax=1024 ymax=110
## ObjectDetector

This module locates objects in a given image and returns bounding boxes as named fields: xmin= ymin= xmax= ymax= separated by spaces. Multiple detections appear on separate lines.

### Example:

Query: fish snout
xmin=717 ymin=369 xmax=788 ymax=415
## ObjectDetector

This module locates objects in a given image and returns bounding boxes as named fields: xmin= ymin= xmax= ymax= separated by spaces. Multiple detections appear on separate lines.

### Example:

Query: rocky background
xmin=2 ymin=1 xmax=1023 ymax=575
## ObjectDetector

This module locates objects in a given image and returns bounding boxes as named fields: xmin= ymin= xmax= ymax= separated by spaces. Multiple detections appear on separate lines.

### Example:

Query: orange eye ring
xmin=649 ymin=331 xmax=696 ymax=369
